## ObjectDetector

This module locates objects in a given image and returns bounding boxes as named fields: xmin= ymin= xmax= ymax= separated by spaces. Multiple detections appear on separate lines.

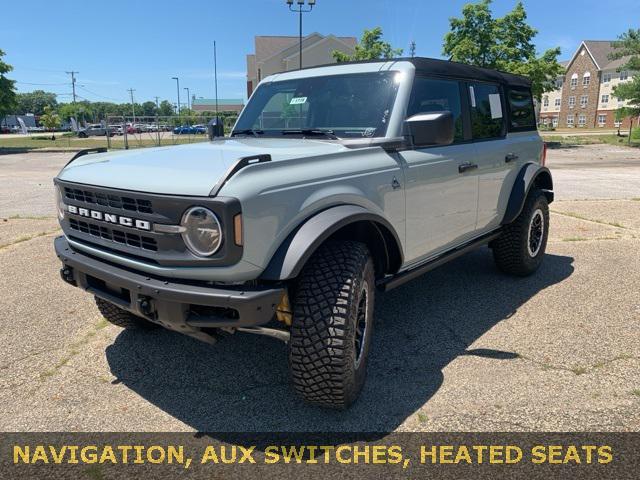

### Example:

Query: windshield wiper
xmin=281 ymin=129 xmax=339 ymax=140
xmin=231 ymin=129 xmax=264 ymax=137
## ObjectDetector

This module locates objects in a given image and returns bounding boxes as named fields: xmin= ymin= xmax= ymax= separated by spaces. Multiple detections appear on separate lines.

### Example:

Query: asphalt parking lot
xmin=0 ymin=144 xmax=638 ymax=433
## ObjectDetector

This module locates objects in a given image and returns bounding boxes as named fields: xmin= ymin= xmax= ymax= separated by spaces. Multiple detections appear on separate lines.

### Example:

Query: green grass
xmin=542 ymin=134 xmax=640 ymax=148
xmin=417 ymin=412 xmax=428 ymax=424
xmin=632 ymin=389 xmax=640 ymax=398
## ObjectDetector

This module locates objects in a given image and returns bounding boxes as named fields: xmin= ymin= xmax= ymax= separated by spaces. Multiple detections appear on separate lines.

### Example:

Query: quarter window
xmin=468 ymin=83 xmax=504 ymax=139
xmin=407 ymin=77 xmax=464 ymax=142
xmin=506 ymin=88 xmax=535 ymax=131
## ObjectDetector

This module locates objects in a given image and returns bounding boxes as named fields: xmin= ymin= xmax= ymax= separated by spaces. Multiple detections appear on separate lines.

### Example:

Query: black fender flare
xmin=260 ymin=205 xmax=403 ymax=281
xmin=501 ymin=163 xmax=554 ymax=225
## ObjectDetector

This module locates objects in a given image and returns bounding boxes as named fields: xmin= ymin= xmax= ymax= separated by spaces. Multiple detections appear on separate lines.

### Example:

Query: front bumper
xmin=55 ymin=236 xmax=284 ymax=332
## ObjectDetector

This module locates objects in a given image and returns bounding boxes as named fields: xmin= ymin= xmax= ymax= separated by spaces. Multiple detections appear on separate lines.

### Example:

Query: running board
xmin=378 ymin=231 xmax=502 ymax=292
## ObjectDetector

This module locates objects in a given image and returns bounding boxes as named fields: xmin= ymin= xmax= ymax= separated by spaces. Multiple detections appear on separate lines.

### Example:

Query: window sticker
xmin=469 ymin=86 xmax=476 ymax=107
xmin=489 ymin=93 xmax=503 ymax=119
xmin=289 ymin=96 xmax=307 ymax=105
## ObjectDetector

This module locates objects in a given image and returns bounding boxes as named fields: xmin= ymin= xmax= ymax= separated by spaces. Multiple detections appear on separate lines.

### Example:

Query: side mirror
xmin=404 ymin=111 xmax=454 ymax=147
xmin=208 ymin=117 xmax=225 ymax=140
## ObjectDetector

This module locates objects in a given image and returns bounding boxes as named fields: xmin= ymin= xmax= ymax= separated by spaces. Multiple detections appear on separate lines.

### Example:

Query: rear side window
xmin=468 ymin=83 xmax=504 ymax=140
xmin=507 ymin=88 xmax=536 ymax=131
xmin=407 ymin=77 xmax=464 ymax=142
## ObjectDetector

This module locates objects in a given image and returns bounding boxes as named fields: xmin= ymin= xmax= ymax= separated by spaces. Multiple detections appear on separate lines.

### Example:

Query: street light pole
xmin=184 ymin=87 xmax=191 ymax=110
xmin=172 ymin=77 xmax=181 ymax=114
xmin=286 ymin=0 xmax=316 ymax=70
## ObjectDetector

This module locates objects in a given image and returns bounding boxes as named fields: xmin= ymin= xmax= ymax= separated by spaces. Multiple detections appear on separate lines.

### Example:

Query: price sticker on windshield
xmin=290 ymin=97 xmax=307 ymax=105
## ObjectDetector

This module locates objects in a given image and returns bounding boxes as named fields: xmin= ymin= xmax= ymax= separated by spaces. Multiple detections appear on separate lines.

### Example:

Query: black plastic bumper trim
xmin=55 ymin=236 xmax=283 ymax=329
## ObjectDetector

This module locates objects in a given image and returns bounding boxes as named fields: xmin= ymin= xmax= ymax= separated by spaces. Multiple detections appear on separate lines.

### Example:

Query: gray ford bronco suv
xmin=54 ymin=58 xmax=552 ymax=409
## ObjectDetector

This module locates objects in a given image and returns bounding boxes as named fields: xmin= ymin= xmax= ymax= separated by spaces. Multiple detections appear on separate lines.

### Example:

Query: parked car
xmin=108 ymin=125 xmax=123 ymax=135
xmin=173 ymin=125 xmax=198 ymax=135
xmin=53 ymin=57 xmax=552 ymax=409
xmin=77 ymin=124 xmax=113 ymax=138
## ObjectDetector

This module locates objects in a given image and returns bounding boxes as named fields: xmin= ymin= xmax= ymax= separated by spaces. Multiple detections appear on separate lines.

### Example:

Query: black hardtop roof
xmin=304 ymin=56 xmax=532 ymax=89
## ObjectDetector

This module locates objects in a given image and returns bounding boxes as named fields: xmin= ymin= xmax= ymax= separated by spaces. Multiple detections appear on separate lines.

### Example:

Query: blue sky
xmin=2 ymin=0 xmax=638 ymax=104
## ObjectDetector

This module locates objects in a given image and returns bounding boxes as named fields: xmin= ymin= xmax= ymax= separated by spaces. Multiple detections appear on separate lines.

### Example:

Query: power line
xmin=77 ymin=85 xmax=124 ymax=102
xmin=15 ymin=81 xmax=69 ymax=86
xmin=66 ymin=71 xmax=79 ymax=103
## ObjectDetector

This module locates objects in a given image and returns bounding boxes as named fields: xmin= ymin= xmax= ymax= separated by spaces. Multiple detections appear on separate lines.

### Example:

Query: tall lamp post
xmin=171 ymin=77 xmax=181 ymax=114
xmin=183 ymin=87 xmax=191 ymax=110
xmin=286 ymin=0 xmax=316 ymax=70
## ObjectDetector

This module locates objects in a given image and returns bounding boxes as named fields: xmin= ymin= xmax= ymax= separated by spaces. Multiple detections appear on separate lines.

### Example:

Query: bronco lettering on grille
xmin=67 ymin=204 xmax=152 ymax=231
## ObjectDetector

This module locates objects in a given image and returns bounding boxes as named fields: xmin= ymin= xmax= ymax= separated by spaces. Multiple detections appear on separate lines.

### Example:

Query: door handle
xmin=458 ymin=162 xmax=478 ymax=173
xmin=391 ymin=177 xmax=401 ymax=190
xmin=505 ymin=153 xmax=519 ymax=163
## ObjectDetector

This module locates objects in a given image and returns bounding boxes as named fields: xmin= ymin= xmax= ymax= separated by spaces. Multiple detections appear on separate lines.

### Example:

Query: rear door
xmin=464 ymin=82 xmax=512 ymax=232
xmin=399 ymin=76 xmax=479 ymax=264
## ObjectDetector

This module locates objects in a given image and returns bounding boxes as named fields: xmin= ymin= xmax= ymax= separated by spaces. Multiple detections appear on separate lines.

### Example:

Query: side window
xmin=407 ymin=77 xmax=464 ymax=142
xmin=506 ymin=88 xmax=536 ymax=131
xmin=468 ymin=83 xmax=504 ymax=139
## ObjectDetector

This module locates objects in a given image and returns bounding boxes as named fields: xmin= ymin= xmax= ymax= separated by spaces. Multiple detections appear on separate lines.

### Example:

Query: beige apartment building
xmin=246 ymin=33 xmax=357 ymax=97
xmin=539 ymin=40 xmax=636 ymax=129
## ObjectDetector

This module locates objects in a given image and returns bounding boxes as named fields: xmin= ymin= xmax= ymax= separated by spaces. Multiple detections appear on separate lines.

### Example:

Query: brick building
xmin=539 ymin=40 xmax=637 ymax=129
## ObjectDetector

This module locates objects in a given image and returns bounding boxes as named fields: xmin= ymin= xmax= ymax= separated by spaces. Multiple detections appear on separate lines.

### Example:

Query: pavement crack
xmin=0 ymin=228 xmax=61 ymax=250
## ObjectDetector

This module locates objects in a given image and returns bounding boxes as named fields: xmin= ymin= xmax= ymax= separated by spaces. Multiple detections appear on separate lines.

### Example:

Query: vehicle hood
xmin=57 ymin=138 xmax=350 ymax=196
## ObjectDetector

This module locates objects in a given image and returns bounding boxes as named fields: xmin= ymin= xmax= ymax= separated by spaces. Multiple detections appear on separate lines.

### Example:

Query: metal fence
xmin=104 ymin=115 xmax=238 ymax=150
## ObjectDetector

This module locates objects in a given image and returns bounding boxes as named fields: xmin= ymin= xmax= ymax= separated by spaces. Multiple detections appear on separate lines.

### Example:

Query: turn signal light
xmin=234 ymin=214 xmax=243 ymax=246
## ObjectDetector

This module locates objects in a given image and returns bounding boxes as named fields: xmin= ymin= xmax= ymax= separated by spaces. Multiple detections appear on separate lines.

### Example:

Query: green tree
xmin=16 ymin=90 xmax=58 ymax=115
xmin=610 ymin=29 xmax=640 ymax=143
xmin=158 ymin=100 xmax=174 ymax=116
xmin=443 ymin=0 xmax=564 ymax=100
xmin=141 ymin=101 xmax=158 ymax=117
xmin=333 ymin=27 xmax=403 ymax=62
xmin=39 ymin=105 xmax=61 ymax=139
xmin=0 ymin=49 xmax=17 ymax=127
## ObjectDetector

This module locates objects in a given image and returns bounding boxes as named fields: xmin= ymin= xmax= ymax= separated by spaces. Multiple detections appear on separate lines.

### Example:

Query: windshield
xmin=234 ymin=72 xmax=400 ymax=138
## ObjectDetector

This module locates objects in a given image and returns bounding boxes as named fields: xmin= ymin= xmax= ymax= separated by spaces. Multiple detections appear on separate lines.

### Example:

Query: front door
xmin=399 ymin=77 xmax=479 ymax=264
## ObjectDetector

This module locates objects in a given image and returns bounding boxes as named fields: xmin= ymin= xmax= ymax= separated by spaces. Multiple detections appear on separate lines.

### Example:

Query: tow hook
xmin=138 ymin=296 xmax=155 ymax=317
xmin=60 ymin=267 xmax=76 ymax=286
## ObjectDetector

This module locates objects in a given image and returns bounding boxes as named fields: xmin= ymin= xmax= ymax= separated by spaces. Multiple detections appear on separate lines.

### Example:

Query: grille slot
xmin=69 ymin=218 xmax=157 ymax=251
xmin=64 ymin=187 xmax=153 ymax=214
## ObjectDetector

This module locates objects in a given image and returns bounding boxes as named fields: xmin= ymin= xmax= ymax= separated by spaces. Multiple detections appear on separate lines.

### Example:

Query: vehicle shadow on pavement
xmin=105 ymin=248 xmax=574 ymax=437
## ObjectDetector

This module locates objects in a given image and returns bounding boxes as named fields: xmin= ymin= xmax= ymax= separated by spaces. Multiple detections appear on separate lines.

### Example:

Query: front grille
xmin=64 ymin=187 xmax=153 ymax=214
xmin=69 ymin=218 xmax=157 ymax=251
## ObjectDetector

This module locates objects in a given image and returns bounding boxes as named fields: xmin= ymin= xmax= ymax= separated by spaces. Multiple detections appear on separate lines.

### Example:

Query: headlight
xmin=181 ymin=206 xmax=222 ymax=257
xmin=55 ymin=184 xmax=65 ymax=220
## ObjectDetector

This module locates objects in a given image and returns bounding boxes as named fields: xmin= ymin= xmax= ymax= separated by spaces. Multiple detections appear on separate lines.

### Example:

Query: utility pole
xmin=127 ymin=88 xmax=136 ymax=123
xmin=66 ymin=71 xmax=79 ymax=103
xmin=410 ymin=41 xmax=416 ymax=58
xmin=154 ymin=96 xmax=160 ymax=109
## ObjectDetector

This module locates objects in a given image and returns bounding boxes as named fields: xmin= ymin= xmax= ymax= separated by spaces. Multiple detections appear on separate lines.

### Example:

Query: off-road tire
xmin=94 ymin=297 xmax=156 ymax=330
xmin=289 ymin=241 xmax=375 ymax=409
xmin=493 ymin=189 xmax=549 ymax=276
